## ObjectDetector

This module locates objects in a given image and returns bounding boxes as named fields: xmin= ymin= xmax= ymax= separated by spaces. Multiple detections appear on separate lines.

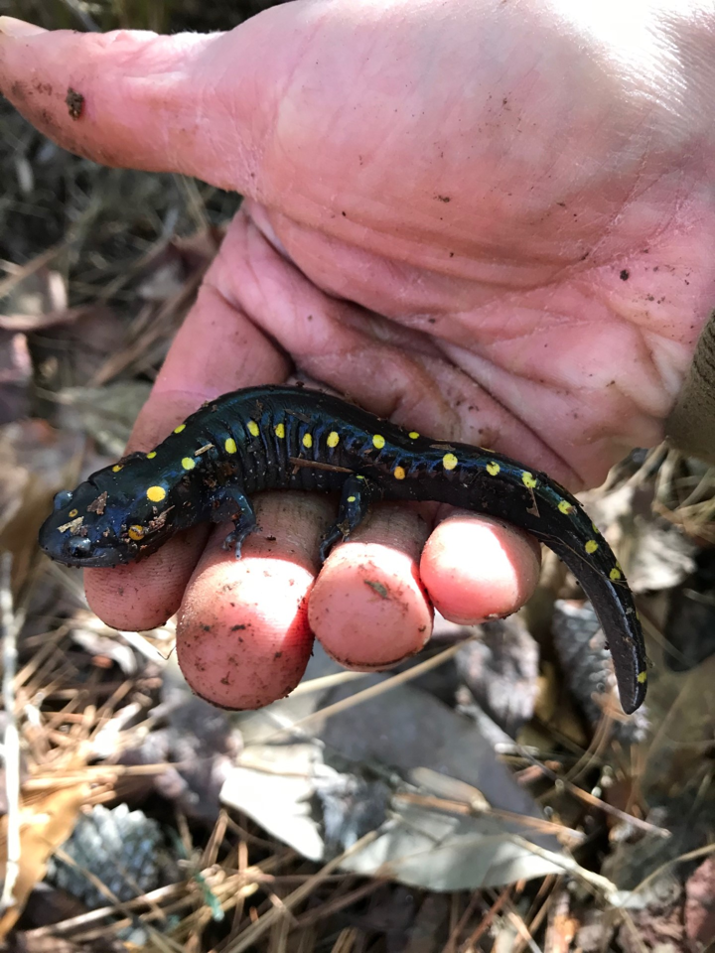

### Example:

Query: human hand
xmin=2 ymin=1 xmax=712 ymax=708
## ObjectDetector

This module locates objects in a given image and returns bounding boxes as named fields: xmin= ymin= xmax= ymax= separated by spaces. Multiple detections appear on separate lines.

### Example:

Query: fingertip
xmin=0 ymin=22 xmax=281 ymax=190
xmin=0 ymin=27 xmax=227 ymax=176
xmin=420 ymin=513 xmax=541 ymax=624
xmin=309 ymin=505 xmax=433 ymax=669
xmin=84 ymin=528 xmax=207 ymax=631
xmin=176 ymin=549 xmax=315 ymax=710
xmin=175 ymin=492 xmax=329 ymax=710
xmin=0 ymin=17 xmax=47 ymax=38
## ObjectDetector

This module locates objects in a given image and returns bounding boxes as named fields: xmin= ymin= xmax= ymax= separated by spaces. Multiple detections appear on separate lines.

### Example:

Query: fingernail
xmin=0 ymin=16 xmax=48 ymax=38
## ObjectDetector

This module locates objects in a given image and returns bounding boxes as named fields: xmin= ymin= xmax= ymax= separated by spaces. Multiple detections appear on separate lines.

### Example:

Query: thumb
xmin=0 ymin=11 xmax=296 ymax=193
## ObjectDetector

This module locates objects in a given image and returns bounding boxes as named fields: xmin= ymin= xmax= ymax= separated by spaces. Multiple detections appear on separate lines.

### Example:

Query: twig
xmin=223 ymin=828 xmax=381 ymax=952
xmin=263 ymin=638 xmax=474 ymax=741
xmin=0 ymin=553 xmax=20 ymax=914
xmin=517 ymin=746 xmax=670 ymax=838
xmin=509 ymin=836 xmax=620 ymax=903
xmin=52 ymin=846 xmax=183 ymax=952
xmin=626 ymin=842 xmax=715 ymax=900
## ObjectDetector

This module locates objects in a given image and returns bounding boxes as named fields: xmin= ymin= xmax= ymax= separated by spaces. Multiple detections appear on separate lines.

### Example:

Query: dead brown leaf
xmin=0 ymin=782 xmax=90 ymax=938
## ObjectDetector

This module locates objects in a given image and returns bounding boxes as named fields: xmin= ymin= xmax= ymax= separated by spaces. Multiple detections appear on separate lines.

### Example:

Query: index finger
xmin=84 ymin=210 xmax=291 ymax=630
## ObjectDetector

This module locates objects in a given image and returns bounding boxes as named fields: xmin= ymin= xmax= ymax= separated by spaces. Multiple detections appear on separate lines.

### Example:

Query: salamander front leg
xmin=208 ymin=487 xmax=257 ymax=558
xmin=319 ymin=475 xmax=382 ymax=562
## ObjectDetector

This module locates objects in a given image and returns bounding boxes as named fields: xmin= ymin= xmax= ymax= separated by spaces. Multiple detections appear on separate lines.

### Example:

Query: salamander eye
xmin=68 ymin=537 xmax=92 ymax=558
xmin=53 ymin=490 xmax=74 ymax=511
xmin=128 ymin=526 xmax=145 ymax=541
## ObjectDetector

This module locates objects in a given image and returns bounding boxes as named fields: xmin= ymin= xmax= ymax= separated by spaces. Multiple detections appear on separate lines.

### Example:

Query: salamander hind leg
xmin=209 ymin=487 xmax=258 ymax=558
xmin=319 ymin=475 xmax=383 ymax=562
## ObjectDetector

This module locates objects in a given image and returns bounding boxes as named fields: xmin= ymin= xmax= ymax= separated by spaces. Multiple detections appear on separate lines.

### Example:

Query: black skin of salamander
xmin=39 ymin=385 xmax=647 ymax=713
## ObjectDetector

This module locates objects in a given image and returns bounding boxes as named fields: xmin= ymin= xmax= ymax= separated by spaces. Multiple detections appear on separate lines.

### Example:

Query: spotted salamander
xmin=39 ymin=384 xmax=647 ymax=713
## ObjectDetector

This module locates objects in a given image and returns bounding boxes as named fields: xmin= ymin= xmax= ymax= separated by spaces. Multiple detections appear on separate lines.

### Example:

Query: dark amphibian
xmin=40 ymin=385 xmax=647 ymax=713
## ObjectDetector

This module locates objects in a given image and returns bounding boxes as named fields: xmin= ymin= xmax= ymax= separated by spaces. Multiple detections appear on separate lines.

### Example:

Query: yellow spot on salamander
xmin=408 ymin=431 xmax=420 ymax=440
xmin=182 ymin=457 xmax=196 ymax=471
xmin=147 ymin=485 xmax=167 ymax=503
xmin=128 ymin=525 xmax=145 ymax=541
xmin=637 ymin=670 xmax=647 ymax=684
xmin=347 ymin=495 xmax=356 ymax=503
xmin=585 ymin=539 xmax=599 ymax=554
xmin=68 ymin=509 xmax=78 ymax=518
xmin=303 ymin=433 xmax=313 ymax=448
xmin=558 ymin=499 xmax=574 ymax=515
xmin=609 ymin=567 xmax=622 ymax=581
xmin=486 ymin=461 xmax=500 ymax=476
xmin=146 ymin=451 xmax=157 ymax=460
xmin=274 ymin=423 xmax=285 ymax=439
xmin=522 ymin=471 xmax=537 ymax=488
xmin=373 ymin=434 xmax=385 ymax=449
xmin=443 ymin=452 xmax=458 ymax=471
xmin=247 ymin=420 xmax=259 ymax=437
xmin=112 ymin=464 xmax=123 ymax=473
xmin=592 ymin=522 xmax=600 ymax=534
xmin=173 ymin=424 xmax=186 ymax=434
xmin=224 ymin=438 xmax=237 ymax=454
xmin=393 ymin=466 xmax=406 ymax=480
xmin=327 ymin=431 xmax=340 ymax=448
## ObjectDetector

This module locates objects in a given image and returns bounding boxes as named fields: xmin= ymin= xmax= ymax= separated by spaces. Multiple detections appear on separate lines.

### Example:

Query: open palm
xmin=2 ymin=0 xmax=711 ymax=707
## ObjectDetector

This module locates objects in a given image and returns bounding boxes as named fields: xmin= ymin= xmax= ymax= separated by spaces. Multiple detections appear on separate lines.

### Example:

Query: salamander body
xmin=39 ymin=385 xmax=647 ymax=713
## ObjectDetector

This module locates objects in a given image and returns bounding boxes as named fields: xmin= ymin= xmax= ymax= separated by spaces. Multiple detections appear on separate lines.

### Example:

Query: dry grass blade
xmin=0 ymin=553 xmax=20 ymax=917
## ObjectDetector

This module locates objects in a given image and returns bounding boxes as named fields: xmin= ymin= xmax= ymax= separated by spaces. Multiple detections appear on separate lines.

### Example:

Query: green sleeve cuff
xmin=665 ymin=311 xmax=714 ymax=462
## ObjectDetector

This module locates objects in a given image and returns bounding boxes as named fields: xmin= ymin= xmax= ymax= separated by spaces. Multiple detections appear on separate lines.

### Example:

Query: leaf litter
xmin=0 ymin=4 xmax=713 ymax=951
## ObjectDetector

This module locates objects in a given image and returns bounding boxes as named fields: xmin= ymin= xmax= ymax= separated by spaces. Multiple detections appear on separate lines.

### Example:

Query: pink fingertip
xmin=420 ymin=514 xmax=541 ymax=624
xmin=309 ymin=541 xmax=433 ymax=670
xmin=177 ymin=552 xmax=314 ymax=710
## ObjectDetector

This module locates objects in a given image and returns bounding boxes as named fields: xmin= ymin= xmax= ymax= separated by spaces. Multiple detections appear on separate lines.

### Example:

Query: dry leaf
xmin=0 ymin=783 xmax=90 ymax=937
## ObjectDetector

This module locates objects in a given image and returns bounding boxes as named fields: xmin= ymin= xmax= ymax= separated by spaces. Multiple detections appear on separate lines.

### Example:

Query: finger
xmin=420 ymin=512 xmax=542 ymax=624
xmin=309 ymin=504 xmax=433 ymax=669
xmin=85 ymin=215 xmax=291 ymax=630
xmin=84 ymin=528 xmax=209 ymax=632
xmin=82 ymin=389 xmax=214 ymax=630
xmin=176 ymin=491 xmax=332 ymax=710
xmin=0 ymin=19 xmax=271 ymax=188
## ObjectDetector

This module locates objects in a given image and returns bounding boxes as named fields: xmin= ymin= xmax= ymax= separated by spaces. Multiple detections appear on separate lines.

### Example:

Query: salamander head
xmin=39 ymin=454 xmax=179 ymax=567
